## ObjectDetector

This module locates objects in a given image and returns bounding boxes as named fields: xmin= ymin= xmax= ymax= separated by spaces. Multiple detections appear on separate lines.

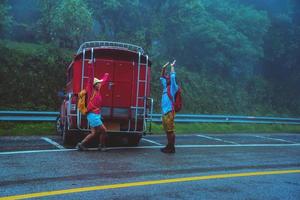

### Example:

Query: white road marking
xmin=253 ymin=135 xmax=296 ymax=144
xmin=106 ymin=143 xmax=300 ymax=150
xmin=3 ymin=143 xmax=300 ymax=155
xmin=175 ymin=143 xmax=300 ymax=148
xmin=41 ymin=137 xmax=65 ymax=149
xmin=197 ymin=134 xmax=239 ymax=145
xmin=142 ymin=138 xmax=162 ymax=146
xmin=0 ymin=149 xmax=76 ymax=155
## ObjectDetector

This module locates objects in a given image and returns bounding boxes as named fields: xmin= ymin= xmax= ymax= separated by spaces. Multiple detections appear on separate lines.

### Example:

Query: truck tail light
xmin=71 ymin=96 xmax=77 ymax=111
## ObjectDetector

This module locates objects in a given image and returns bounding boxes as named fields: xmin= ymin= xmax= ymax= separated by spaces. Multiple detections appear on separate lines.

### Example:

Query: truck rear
xmin=57 ymin=41 xmax=153 ymax=146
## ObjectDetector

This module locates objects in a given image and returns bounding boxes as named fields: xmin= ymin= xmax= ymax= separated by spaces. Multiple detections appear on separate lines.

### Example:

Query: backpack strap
xmin=87 ymin=90 xmax=100 ymax=113
xmin=90 ymin=90 xmax=96 ymax=101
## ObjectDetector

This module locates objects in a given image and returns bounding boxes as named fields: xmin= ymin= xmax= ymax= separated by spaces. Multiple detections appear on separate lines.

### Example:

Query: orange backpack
xmin=77 ymin=89 xmax=88 ymax=115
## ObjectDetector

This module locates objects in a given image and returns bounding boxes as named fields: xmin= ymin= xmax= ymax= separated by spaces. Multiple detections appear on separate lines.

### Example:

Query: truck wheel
xmin=128 ymin=134 xmax=142 ymax=146
xmin=62 ymin=121 xmax=74 ymax=146
xmin=56 ymin=116 xmax=63 ymax=136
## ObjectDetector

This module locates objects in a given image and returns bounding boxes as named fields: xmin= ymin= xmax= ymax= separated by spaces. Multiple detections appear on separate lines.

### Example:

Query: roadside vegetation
xmin=1 ymin=0 xmax=300 ymax=117
xmin=1 ymin=122 xmax=299 ymax=136
xmin=0 ymin=122 xmax=56 ymax=136
xmin=0 ymin=1 xmax=299 ymax=135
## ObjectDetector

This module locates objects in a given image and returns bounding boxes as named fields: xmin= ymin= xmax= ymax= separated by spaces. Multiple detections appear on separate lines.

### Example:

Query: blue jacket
xmin=160 ymin=72 xmax=179 ymax=115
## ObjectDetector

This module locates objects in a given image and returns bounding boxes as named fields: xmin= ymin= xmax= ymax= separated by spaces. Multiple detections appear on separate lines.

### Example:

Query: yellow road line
xmin=1 ymin=169 xmax=300 ymax=200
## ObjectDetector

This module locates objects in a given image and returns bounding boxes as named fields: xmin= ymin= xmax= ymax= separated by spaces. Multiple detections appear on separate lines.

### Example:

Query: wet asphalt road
xmin=0 ymin=133 xmax=300 ymax=199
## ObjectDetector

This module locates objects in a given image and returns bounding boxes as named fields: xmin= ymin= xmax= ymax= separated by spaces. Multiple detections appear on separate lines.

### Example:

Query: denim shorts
xmin=87 ymin=112 xmax=103 ymax=128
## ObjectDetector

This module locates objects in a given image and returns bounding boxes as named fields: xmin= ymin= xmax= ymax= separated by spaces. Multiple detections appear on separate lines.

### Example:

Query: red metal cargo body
xmin=57 ymin=41 xmax=153 ymax=146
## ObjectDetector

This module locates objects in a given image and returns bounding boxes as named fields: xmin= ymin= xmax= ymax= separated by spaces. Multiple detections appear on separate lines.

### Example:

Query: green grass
xmin=0 ymin=122 xmax=56 ymax=136
xmin=0 ymin=122 xmax=299 ymax=136
xmin=1 ymin=39 xmax=73 ymax=55
xmin=2 ymin=40 xmax=44 ymax=54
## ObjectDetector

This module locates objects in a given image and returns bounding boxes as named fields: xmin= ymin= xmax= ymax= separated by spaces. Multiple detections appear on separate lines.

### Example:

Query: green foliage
xmin=101 ymin=0 xmax=270 ymax=82
xmin=1 ymin=0 xmax=299 ymax=117
xmin=37 ymin=0 xmax=93 ymax=48
xmin=0 ymin=40 xmax=72 ymax=110
xmin=87 ymin=0 xmax=148 ymax=46
xmin=164 ymin=0 xmax=270 ymax=80
xmin=36 ymin=0 xmax=60 ymax=43
xmin=52 ymin=0 xmax=93 ymax=48
xmin=150 ymin=63 xmax=275 ymax=115
xmin=0 ymin=0 xmax=13 ymax=37
xmin=262 ymin=14 xmax=300 ymax=115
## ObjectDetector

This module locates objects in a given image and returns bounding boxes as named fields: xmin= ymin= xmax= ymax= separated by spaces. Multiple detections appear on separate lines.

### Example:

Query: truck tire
xmin=127 ymin=133 xmax=142 ymax=146
xmin=55 ymin=116 xmax=63 ymax=136
xmin=62 ymin=120 xmax=75 ymax=146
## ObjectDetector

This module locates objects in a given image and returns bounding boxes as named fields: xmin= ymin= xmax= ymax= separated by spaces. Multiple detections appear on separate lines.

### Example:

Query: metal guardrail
xmin=0 ymin=111 xmax=58 ymax=121
xmin=0 ymin=111 xmax=300 ymax=125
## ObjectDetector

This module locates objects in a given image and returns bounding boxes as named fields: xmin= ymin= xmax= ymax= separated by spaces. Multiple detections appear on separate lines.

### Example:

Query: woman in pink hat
xmin=76 ymin=62 xmax=109 ymax=151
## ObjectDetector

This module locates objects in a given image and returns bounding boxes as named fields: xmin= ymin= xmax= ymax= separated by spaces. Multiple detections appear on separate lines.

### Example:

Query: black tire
xmin=62 ymin=120 xmax=75 ymax=146
xmin=55 ymin=116 xmax=63 ymax=136
xmin=127 ymin=133 xmax=142 ymax=146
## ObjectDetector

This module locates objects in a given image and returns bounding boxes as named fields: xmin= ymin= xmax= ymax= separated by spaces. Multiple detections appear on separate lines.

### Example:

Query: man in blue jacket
xmin=160 ymin=60 xmax=178 ymax=153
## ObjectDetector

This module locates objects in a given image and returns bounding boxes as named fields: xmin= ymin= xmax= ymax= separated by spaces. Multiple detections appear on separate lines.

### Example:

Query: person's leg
xmin=167 ymin=131 xmax=176 ymax=152
xmin=161 ymin=112 xmax=175 ymax=153
xmin=82 ymin=128 xmax=97 ymax=144
xmin=77 ymin=127 xmax=97 ymax=150
xmin=161 ymin=114 xmax=169 ymax=150
xmin=98 ymin=124 xmax=108 ymax=151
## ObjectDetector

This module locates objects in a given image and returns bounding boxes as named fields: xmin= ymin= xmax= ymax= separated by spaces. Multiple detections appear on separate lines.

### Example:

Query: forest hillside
xmin=0 ymin=0 xmax=299 ymax=117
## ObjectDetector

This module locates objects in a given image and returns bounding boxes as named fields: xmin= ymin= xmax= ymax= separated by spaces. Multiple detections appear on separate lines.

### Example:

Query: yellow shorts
xmin=162 ymin=111 xmax=175 ymax=133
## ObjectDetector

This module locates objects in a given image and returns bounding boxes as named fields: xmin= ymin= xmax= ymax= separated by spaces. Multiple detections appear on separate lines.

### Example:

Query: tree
xmin=87 ymin=0 xmax=148 ymax=46
xmin=36 ymin=0 xmax=60 ymax=43
xmin=51 ymin=0 xmax=93 ymax=48
xmin=157 ymin=0 xmax=270 ymax=80
xmin=0 ymin=0 xmax=13 ymax=37
xmin=262 ymin=14 xmax=300 ymax=114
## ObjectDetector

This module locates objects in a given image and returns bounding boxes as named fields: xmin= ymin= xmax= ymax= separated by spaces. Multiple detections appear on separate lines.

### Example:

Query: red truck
xmin=56 ymin=41 xmax=153 ymax=146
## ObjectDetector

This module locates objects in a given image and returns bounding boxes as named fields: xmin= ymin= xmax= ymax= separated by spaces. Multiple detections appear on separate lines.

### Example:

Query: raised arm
xmin=161 ymin=62 xmax=169 ymax=77
xmin=170 ymin=60 xmax=178 ymax=97
xmin=170 ymin=60 xmax=176 ymax=73
xmin=85 ymin=60 xmax=94 ymax=97
xmin=99 ymin=73 xmax=109 ymax=86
